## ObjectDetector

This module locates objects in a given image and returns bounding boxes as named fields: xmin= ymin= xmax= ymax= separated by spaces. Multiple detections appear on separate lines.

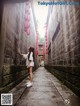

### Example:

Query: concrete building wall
xmin=45 ymin=0 xmax=80 ymax=96
xmin=0 ymin=3 xmax=5 ymax=87
xmin=0 ymin=2 xmax=36 ymax=92
xmin=47 ymin=0 xmax=80 ymax=66
xmin=3 ymin=3 xmax=25 ymax=65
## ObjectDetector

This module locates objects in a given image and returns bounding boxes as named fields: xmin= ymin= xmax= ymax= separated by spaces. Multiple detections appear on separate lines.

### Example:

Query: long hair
xmin=28 ymin=47 xmax=34 ymax=61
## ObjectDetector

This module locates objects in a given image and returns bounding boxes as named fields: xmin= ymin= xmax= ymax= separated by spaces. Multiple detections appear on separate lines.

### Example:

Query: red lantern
xmin=25 ymin=14 xmax=30 ymax=21
xmin=24 ymin=2 xmax=31 ymax=36
xmin=42 ymin=56 xmax=45 ymax=60
xmin=26 ymin=28 xmax=30 ymax=35
xmin=45 ymin=26 xmax=48 ymax=54
xmin=35 ymin=31 xmax=38 ymax=55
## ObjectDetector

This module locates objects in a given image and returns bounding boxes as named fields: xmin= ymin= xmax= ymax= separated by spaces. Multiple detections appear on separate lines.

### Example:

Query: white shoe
xmin=27 ymin=82 xmax=32 ymax=87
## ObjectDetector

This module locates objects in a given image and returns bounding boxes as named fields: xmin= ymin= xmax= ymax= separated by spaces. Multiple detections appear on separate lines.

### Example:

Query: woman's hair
xmin=28 ymin=47 xmax=34 ymax=61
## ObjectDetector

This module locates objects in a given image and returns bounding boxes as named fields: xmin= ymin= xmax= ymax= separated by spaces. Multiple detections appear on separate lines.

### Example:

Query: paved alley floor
xmin=10 ymin=67 xmax=80 ymax=106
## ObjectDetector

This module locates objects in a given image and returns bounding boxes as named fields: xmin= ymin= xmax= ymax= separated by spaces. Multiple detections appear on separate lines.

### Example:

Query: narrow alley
xmin=10 ymin=67 xmax=80 ymax=106
xmin=0 ymin=0 xmax=80 ymax=106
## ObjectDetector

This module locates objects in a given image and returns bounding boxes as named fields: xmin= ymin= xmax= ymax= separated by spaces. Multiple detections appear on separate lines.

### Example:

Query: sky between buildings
xmin=33 ymin=0 xmax=48 ymax=39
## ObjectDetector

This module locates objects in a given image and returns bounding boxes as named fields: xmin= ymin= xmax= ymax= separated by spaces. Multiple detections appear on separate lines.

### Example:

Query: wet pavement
xmin=9 ymin=67 xmax=80 ymax=106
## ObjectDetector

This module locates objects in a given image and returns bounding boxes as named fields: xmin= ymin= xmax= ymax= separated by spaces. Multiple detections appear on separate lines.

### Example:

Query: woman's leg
xmin=26 ymin=67 xmax=33 ymax=87
xmin=27 ymin=68 xmax=29 ymax=80
xmin=29 ymin=66 xmax=33 ymax=82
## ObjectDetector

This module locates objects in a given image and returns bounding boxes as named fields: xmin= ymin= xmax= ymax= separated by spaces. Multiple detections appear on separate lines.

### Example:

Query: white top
xmin=22 ymin=52 xmax=34 ymax=68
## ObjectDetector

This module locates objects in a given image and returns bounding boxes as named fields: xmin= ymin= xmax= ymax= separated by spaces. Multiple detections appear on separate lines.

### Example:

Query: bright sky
xmin=33 ymin=0 xmax=48 ymax=39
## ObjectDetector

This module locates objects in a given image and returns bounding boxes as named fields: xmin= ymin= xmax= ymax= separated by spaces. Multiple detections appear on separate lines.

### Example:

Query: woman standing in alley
xmin=18 ymin=46 xmax=34 ymax=87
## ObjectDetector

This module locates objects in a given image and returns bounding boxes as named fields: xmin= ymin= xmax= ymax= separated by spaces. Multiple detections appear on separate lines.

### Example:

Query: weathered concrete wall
xmin=46 ymin=0 xmax=80 ymax=96
xmin=0 ymin=2 xmax=37 ymax=92
xmin=45 ymin=65 xmax=80 ymax=96
xmin=0 ymin=3 xmax=7 ymax=87
xmin=0 ymin=65 xmax=27 ymax=93
xmin=2 ymin=2 xmax=36 ymax=65
xmin=0 ymin=3 xmax=3 ymax=86
xmin=0 ymin=3 xmax=3 ymax=31
xmin=47 ymin=1 xmax=80 ymax=65
xmin=0 ymin=65 xmax=36 ymax=93
xmin=3 ymin=3 xmax=27 ymax=65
